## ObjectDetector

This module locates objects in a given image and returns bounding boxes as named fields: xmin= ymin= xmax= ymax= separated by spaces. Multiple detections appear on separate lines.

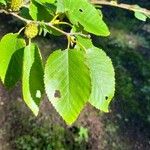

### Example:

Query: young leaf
xmin=22 ymin=43 xmax=44 ymax=116
xmin=0 ymin=33 xmax=26 ymax=88
xmin=86 ymin=47 xmax=115 ymax=112
xmin=134 ymin=5 xmax=147 ymax=21
xmin=134 ymin=11 xmax=147 ymax=21
xmin=63 ymin=0 xmax=110 ymax=36
xmin=44 ymin=49 xmax=91 ymax=125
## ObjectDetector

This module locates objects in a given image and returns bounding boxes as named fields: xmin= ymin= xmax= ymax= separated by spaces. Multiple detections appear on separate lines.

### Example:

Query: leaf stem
xmin=67 ymin=35 xmax=71 ymax=49
xmin=18 ymin=27 xmax=25 ymax=34
xmin=50 ymin=14 xmax=60 ymax=23
xmin=55 ymin=21 xmax=73 ymax=27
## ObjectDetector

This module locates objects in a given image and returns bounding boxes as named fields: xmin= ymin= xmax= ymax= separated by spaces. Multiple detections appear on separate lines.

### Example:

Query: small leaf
xmin=0 ymin=33 xmax=26 ymax=88
xmin=134 ymin=5 xmax=147 ymax=21
xmin=86 ymin=47 xmax=115 ymax=112
xmin=22 ymin=43 xmax=44 ymax=116
xmin=63 ymin=0 xmax=110 ymax=36
xmin=44 ymin=49 xmax=91 ymax=125
xmin=134 ymin=11 xmax=147 ymax=21
xmin=0 ymin=0 xmax=6 ymax=5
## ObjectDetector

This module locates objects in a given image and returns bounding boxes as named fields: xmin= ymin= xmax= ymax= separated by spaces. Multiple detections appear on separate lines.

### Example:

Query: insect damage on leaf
xmin=105 ymin=96 xmax=108 ymax=100
xmin=79 ymin=9 xmax=83 ymax=12
xmin=54 ymin=90 xmax=61 ymax=98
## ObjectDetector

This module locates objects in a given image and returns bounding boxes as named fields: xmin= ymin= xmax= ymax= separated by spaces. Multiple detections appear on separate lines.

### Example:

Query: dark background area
xmin=0 ymin=0 xmax=150 ymax=150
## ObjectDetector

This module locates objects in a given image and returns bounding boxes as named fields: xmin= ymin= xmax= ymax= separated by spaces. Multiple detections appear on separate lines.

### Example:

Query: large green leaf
xmin=44 ymin=49 xmax=91 ymax=125
xmin=22 ymin=43 xmax=44 ymax=116
xmin=86 ymin=47 xmax=115 ymax=112
xmin=0 ymin=33 xmax=26 ymax=88
xmin=63 ymin=0 xmax=110 ymax=36
xmin=76 ymin=36 xmax=115 ymax=112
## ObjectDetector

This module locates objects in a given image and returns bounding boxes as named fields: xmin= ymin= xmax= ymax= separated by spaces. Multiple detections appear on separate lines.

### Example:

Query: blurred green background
xmin=0 ymin=0 xmax=150 ymax=150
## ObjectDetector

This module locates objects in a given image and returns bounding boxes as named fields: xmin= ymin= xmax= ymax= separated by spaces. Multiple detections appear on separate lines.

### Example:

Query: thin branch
xmin=0 ymin=9 xmax=89 ymax=38
xmin=91 ymin=0 xmax=150 ymax=16
xmin=11 ymin=12 xmax=30 ymax=23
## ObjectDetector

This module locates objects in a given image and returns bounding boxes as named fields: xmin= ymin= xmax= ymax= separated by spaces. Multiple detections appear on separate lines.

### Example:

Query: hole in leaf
xmin=79 ymin=9 xmax=83 ymax=12
xmin=36 ymin=90 xmax=41 ymax=98
xmin=105 ymin=96 xmax=108 ymax=100
xmin=54 ymin=90 xmax=61 ymax=98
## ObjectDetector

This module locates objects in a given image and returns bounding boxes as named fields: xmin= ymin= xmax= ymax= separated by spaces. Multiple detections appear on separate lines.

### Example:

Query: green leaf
xmin=134 ymin=5 xmax=147 ymax=21
xmin=86 ymin=47 xmax=115 ymax=112
xmin=29 ymin=0 xmax=53 ymax=21
xmin=0 ymin=33 xmax=26 ymax=88
xmin=0 ymin=0 xmax=6 ymax=5
xmin=134 ymin=11 xmax=147 ymax=21
xmin=44 ymin=49 xmax=91 ymax=125
xmin=76 ymin=36 xmax=115 ymax=112
xmin=63 ymin=0 xmax=110 ymax=36
xmin=22 ymin=43 xmax=44 ymax=116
